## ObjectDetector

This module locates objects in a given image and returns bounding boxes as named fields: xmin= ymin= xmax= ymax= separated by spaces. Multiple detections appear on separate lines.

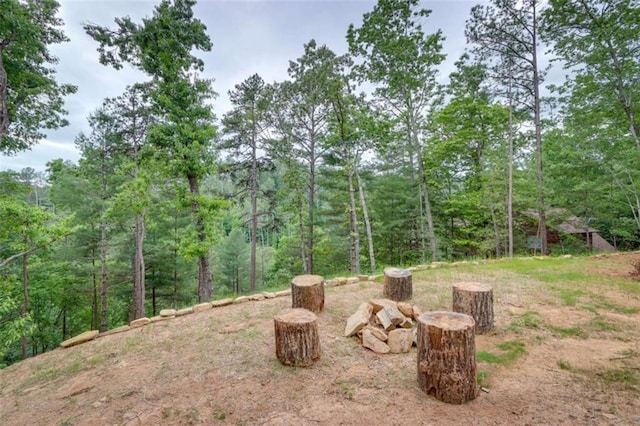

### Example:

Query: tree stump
xmin=383 ymin=267 xmax=412 ymax=301
xmin=291 ymin=274 xmax=324 ymax=313
xmin=416 ymin=311 xmax=478 ymax=404
xmin=274 ymin=308 xmax=321 ymax=367
xmin=452 ymin=282 xmax=494 ymax=334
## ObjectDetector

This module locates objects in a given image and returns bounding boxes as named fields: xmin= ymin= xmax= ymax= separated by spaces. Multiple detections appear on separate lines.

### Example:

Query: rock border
xmin=59 ymin=256 xmax=566 ymax=349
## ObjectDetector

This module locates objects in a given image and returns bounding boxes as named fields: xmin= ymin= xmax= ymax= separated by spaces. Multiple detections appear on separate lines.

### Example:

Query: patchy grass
xmin=553 ymin=287 xmax=586 ymax=306
xmin=598 ymin=368 xmax=640 ymax=391
xmin=330 ymin=378 xmax=356 ymax=400
xmin=612 ymin=349 xmax=639 ymax=360
xmin=476 ymin=370 xmax=489 ymax=387
xmin=587 ymin=295 xmax=640 ymax=314
xmin=3 ymin=253 xmax=640 ymax=425
xmin=587 ymin=316 xmax=619 ymax=332
xmin=506 ymin=311 xmax=544 ymax=334
xmin=477 ymin=340 xmax=527 ymax=365
xmin=549 ymin=325 xmax=588 ymax=339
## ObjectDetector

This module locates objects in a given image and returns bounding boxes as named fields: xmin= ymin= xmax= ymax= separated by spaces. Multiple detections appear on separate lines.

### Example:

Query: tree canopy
xmin=0 ymin=0 xmax=76 ymax=154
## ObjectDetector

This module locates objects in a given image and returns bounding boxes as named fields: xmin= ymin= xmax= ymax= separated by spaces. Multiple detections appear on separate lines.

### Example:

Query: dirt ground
xmin=1 ymin=254 xmax=639 ymax=425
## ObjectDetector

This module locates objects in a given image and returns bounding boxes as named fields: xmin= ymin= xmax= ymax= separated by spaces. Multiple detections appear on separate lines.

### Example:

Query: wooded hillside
xmin=1 ymin=0 xmax=639 ymax=366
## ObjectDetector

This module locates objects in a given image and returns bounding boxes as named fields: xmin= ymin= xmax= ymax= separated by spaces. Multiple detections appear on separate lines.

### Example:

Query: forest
xmin=0 ymin=0 xmax=638 ymax=367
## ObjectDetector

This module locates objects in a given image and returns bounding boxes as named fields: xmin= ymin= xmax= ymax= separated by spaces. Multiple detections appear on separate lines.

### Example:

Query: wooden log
xmin=383 ymin=267 xmax=412 ymax=301
xmin=291 ymin=274 xmax=324 ymax=313
xmin=274 ymin=308 xmax=321 ymax=367
xmin=452 ymin=282 xmax=494 ymax=334
xmin=416 ymin=311 xmax=478 ymax=404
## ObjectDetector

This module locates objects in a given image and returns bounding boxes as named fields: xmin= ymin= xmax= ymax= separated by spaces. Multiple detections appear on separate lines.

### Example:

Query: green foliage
xmin=5 ymin=0 xmax=640 ymax=368
xmin=0 ymin=0 xmax=77 ymax=154
xmin=216 ymin=228 xmax=250 ymax=294
xmin=86 ymin=0 xmax=222 ymax=302
xmin=542 ymin=0 xmax=640 ymax=244
xmin=0 ymin=278 xmax=34 ymax=363
xmin=348 ymin=0 xmax=446 ymax=262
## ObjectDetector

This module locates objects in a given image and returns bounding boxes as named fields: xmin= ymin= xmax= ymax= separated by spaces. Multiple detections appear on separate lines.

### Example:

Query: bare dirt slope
xmin=1 ymin=254 xmax=639 ymax=425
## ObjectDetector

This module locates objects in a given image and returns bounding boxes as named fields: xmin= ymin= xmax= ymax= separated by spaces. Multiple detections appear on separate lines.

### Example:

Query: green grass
xmin=18 ymin=357 xmax=88 ymax=391
xmin=476 ymin=370 xmax=488 ymax=387
xmin=617 ymin=349 xmax=639 ymax=358
xmin=586 ymin=295 xmax=640 ymax=314
xmin=549 ymin=325 xmax=588 ymax=339
xmin=587 ymin=316 xmax=619 ymax=332
xmin=506 ymin=311 xmax=543 ymax=333
xmin=557 ymin=359 xmax=571 ymax=370
xmin=477 ymin=340 xmax=526 ymax=365
xmin=553 ymin=287 xmax=586 ymax=306
xmin=598 ymin=368 xmax=640 ymax=390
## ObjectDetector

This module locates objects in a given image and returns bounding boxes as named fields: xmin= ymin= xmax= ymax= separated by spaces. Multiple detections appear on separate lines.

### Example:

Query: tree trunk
xmin=250 ymin=133 xmax=258 ymax=292
xmin=356 ymin=169 xmax=376 ymax=273
xmin=609 ymin=169 xmax=640 ymax=231
xmin=307 ymin=151 xmax=315 ymax=274
xmin=417 ymin=311 xmax=478 ymax=404
xmin=452 ymin=282 xmax=494 ymax=334
xmin=491 ymin=206 xmax=500 ymax=257
xmin=409 ymin=111 xmax=437 ymax=262
xmin=291 ymin=274 xmax=324 ymax=313
xmin=91 ymin=252 xmax=98 ymax=331
xmin=507 ymin=83 xmax=514 ymax=258
xmin=100 ymin=143 xmax=109 ymax=333
xmin=274 ymin=308 xmax=321 ymax=366
xmin=0 ymin=44 xmax=9 ymax=139
xmin=417 ymin=179 xmax=428 ymax=264
xmin=532 ymin=3 xmax=547 ymax=255
xmin=152 ymin=285 xmax=156 ymax=316
xmin=100 ymin=214 xmax=108 ymax=333
xmin=132 ymin=212 xmax=145 ymax=319
xmin=188 ymin=175 xmax=213 ymax=302
xmin=297 ymin=189 xmax=308 ymax=274
xmin=62 ymin=308 xmax=67 ymax=341
xmin=421 ymin=172 xmax=438 ymax=262
xmin=347 ymin=164 xmax=360 ymax=275
xmin=383 ymin=267 xmax=412 ymax=302
xmin=173 ymin=211 xmax=179 ymax=308
xmin=21 ymin=251 xmax=28 ymax=360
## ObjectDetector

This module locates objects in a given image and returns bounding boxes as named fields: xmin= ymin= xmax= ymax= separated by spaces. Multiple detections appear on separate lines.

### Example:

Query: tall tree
xmin=324 ymin=92 xmax=383 ymax=274
xmin=543 ymin=0 xmax=640 ymax=150
xmin=222 ymin=74 xmax=273 ymax=292
xmin=542 ymin=0 xmax=640 ymax=236
xmin=326 ymin=92 xmax=361 ymax=275
xmin=101 ymin=84 xmax=154 ymax=320
xmin=271 ymin=40 xmax=348 ymax=274
xmin=0 ymin=0 xmax=76 ymax=154
xmin=0 ymin=172 xmax=69 ymax=358
xmin=348 ymin=0 xmax=446 ymax=262
xmin=466 ymin=0 xmax=548 ymax=254
xmin=75 ymin=109 xmax=125 ymax=332
xmin=216 ymin=227 xmax=250 ymax=294
xmin=85 ymin=0 xmax=221 ymax=302
xmin=430 ymin=55 xmax=509 ymax=258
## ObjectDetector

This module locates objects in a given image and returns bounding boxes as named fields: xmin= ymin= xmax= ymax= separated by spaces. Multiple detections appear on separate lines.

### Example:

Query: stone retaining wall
xmin=59 ymin=265 xmax=440 ymax=349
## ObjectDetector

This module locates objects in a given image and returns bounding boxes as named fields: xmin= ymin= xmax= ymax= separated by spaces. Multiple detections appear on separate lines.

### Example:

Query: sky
xmin=0 ymin=0 xmax=484 ymax=172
